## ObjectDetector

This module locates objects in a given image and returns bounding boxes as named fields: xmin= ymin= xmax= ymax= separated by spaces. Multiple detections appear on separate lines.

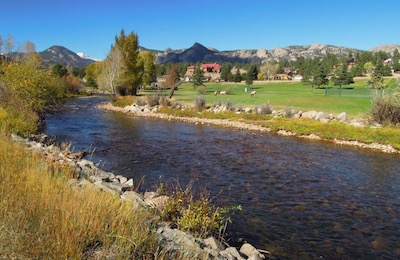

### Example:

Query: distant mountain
xmin=369 ymin=43 xmax=400 ymax=55
xmin=39 ymin=46 xmax=95 ymax=68
xmin=76 ymin=52 xmax=102 ymax=62
xmin=149 ymin=42 xmax=365 ymax=64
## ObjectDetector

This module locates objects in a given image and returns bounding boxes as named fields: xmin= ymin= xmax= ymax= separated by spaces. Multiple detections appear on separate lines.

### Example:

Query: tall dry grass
xmin=0 ymin=135 xmax=159 ymax=259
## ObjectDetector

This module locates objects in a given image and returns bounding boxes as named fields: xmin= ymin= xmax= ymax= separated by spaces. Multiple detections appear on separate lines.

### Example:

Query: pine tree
xmin=233 ymin=69 xmax=242 ymax=83
xmin=313 ymin=65 xmax=329 ymax=89
xmin=192 ymin=65 xmax=204 ymax=88
xmin=332 ymin=62 xmax=354 ymax=91
xmin=368 ymin=58 xmax=384 ymax=89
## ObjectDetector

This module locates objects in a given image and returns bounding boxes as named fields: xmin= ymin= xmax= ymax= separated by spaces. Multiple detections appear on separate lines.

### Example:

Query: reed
xmin=0 ymin=135 xmax=158 ymax=259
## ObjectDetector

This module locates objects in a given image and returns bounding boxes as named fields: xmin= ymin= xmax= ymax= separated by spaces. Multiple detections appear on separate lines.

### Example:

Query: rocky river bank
xmin=97 ymin=102 xmax=399 ymax=154
xmin=11 ymin=133 xmax=271 ymax=260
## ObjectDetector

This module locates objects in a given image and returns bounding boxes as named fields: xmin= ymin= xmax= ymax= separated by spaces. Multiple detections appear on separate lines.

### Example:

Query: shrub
xmin=225 ymin=87 xmax=233 ymax=95
xmin=197 ymin=86 xmax=206 ymax=95
xmin=147 ymin=94 xmax=160 ymax=107
xmin=226 ymin=100 xmax=235 ymax=111
xmin=160 ymin=96 xmax=172 ymax=107
xmin=157 ymin=179 xmax=240 ymax=238
xmin=284 ymin=107 xmax=295 ymax=118
xmin=213 ymin=99 xmax=222 ymax=107
xmin=111 ymin=96 xmax=136 ymax=107
xmin=194 ymin=96 xmax=206 ymax=111
xmin=136 ymin=97 xmax=147 ymax=106
xmin=371 ymin=84 xmax=400 ymax=124
xmin=260 ymin=103 xmax=272 ymax=115
xmin=254 ymin=104 xmax=259 ymax=114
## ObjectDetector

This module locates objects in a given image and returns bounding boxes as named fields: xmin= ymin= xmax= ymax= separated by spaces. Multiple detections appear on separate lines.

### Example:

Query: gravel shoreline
xmin=97 ymin=102 xmax=399 ymax=154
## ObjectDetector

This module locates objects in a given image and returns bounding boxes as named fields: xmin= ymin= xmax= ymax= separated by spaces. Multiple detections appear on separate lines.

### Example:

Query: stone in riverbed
xmin=204 ymin=236 xmax=225 ymax=251
xmin=219 ymin=247 xmax=245 ymax=260
xmin=125 ymin=178 xmax=134 ymax=186
xmin=240 ymin=243 xmax=264 ymax=259
xmin=116 ymin=175 xmax=128 ymax=184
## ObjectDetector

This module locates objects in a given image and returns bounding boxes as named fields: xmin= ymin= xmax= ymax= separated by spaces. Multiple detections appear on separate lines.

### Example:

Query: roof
xmin=187 ymin=63 xmax=221 ymax=70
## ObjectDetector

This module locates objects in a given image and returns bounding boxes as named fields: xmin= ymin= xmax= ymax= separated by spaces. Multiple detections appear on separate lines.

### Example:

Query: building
xmin=187 ymin=63 xmax=222 ymax=74
xmin=186 ymin=63 xmax=222 ymax=81
xmin=273 ymin=73 xmax=292 ymax=80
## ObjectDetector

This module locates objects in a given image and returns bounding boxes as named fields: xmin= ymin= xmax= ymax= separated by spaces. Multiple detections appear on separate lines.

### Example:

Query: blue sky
xmin=1 ymin=0 xmax=399 ymax=59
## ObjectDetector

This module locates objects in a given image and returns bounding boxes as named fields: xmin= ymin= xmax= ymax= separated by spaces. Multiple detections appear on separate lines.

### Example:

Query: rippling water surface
xmin=43 ymin=97 xmax=400 ymax=259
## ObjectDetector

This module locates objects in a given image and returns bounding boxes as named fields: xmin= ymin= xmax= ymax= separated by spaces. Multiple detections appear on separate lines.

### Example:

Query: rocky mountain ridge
xmin=150 ymin=43 xmax=362 ymax=64
xmin=11 ymin=43 xmax=399 ymax=68
xmin=147 ymin=42 xmax=400 ymax=64
xmin=369 ymin=43 xmax=400 ymax=55
xmin=39 ymin=46 xmax=95 ymax=68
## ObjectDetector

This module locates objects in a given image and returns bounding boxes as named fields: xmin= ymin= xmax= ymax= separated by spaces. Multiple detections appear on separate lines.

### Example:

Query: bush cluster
xmin=194 ymin=96 xmax=206 ymax=111
xmin=371 ymin=85 xmax=400 ymax=124
xmin=157 ymin=179 xmax=240 ymax=238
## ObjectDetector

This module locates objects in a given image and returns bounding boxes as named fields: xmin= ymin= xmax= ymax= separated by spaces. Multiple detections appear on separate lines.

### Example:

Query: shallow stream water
xmin=43 ymin=97 xmax=400 ymax=259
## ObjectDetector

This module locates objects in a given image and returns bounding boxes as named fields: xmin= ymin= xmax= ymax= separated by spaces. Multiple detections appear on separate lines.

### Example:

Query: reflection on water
xmin=43 ymin=97 xmax=400 ymax=259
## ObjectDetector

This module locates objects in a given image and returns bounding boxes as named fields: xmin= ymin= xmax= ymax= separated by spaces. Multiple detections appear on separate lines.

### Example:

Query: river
xmin=43 ymin=96 xmax=400 ymax=259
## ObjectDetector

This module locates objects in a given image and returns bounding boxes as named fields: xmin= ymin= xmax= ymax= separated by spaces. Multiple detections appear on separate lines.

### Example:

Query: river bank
xmin=97 ymin=102 xmax=399 ymax=154
xmin=8 ymin=133 xmax=270 ymax=260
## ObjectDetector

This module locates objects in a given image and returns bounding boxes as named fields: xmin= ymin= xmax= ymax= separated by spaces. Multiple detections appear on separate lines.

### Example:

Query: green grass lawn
xmin=170 ymin=80 xmax=373 ymax=116
xmin=140 ymin=77 xmax=398 ymax=117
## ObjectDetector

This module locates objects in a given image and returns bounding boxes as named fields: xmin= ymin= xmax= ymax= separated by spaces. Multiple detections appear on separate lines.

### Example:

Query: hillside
xmin=149 ymin=42 xmax=365 ymax=64
xmin=39 ymin=46 xmax=95 ymax=68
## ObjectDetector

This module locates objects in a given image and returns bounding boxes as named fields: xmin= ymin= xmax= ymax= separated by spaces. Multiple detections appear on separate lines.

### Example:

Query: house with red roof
xmin=186 ymin=63 xmax=222 ymax=81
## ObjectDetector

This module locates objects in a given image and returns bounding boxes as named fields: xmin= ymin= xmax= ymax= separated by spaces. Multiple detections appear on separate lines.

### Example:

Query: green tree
xmin=313 ymin=64 xmax=329 ymax=89
xmin=52 ymin=64 xmax=68 ymax=78
xmin=233 ymin=69 xmax=242 ymax=83
xmin=331 ymin=62 xmax=354 ymax=92
xmin=245 ymin=72 xmax=253 ymax=86
xmin=85 ymin=62 xmax=101 ymax=88
xmin=368 ymin=59 xmax=384 ymax=89
xmin=72 ymin=67 xmax=86 ymax=78
xmin=114 ymin=29 xmax=141 ymax=95
xmin=192 ymin=65 xmax=204 ymax=88
xmin=220 ymin=63 xmax=232 ymax=82
xmin=138 ymin=51 xmax=156 ymax=86
xmin=350 ymin=64 xmax=366 ymax=77
xmin=383 ymin=64 xmax=392 ymax=76
xmin=364 ymin=62 xmax=374 ymax=74
xmin=393 ymin=49 xmax=400 ymax=72
xmin=248 ymin=64 xmax=258 ymax=81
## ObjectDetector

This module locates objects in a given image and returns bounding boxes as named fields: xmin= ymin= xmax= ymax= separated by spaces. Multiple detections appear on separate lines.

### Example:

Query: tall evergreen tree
xmin=332 ymin=62 xmax=354 ymax=91
xmin=114 ymin=29 xmax=141 ymax=95
xmin=313 ymin=64 xmax=329 ymax=89
xmin=393 ymin=49 xmax=400 ymax=72
xmin=368 ymin=58 xmax=384 ymax=89
xmin=233 ymin=69 xmax=242 ymax=83
xmin=220 ymin=63 xmax=232 ymax=82
xmin=192 ymin=65 xmax=204 ymax=88
xmin=245 ymin=71 xmax=253 ymax=86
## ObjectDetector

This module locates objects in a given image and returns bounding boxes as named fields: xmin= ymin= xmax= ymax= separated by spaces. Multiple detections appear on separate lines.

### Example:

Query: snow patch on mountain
xmin=77 ymin=52 xmax=102 ymax=61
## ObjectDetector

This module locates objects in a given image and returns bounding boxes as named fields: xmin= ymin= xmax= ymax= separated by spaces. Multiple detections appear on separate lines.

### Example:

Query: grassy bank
xmin=144 ymin=79 xmax=375 ymax=116
xmin=158 ymin=107 xmax=400 ymax=150
xmin=0 ymin=135 xmax=158 ymax=259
